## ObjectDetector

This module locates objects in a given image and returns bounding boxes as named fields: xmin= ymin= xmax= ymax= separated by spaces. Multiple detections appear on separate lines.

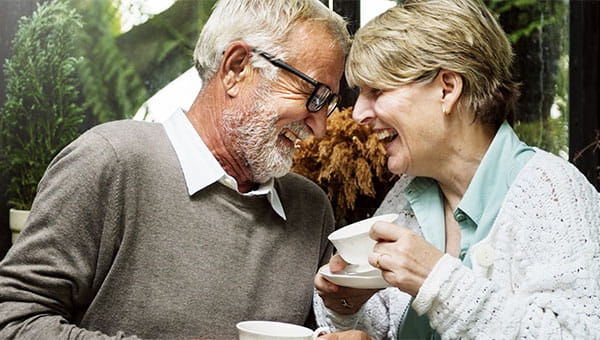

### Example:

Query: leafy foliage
xmin=115 ymin=0 xmax=217 ymax=95
xmin=72 ymin=0 xmax=148 ymax=128
xmin=0 ymin=0 xmax=85 ymax=210
xmin=485 ymin=0 xmax=569 ymax=155
xmin=292 ymin=107 xmax=397 ymax=224
xmin=514 ymin=113 xmax=567 ymax=156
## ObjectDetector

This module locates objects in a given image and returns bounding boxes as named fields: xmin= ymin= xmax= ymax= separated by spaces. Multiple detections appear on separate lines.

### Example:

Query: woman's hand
xmin=315 ymin=254 xmax=380 ymax=315
xmin=368 ymin=221 xmax=444 ymax=297
xmin=318 ymin=330 xmax=374 ymax=340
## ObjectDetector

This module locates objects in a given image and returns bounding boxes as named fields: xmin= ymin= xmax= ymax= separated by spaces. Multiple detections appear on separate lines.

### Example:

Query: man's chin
xmin=252 ymin=159 xmax=293 ymax=183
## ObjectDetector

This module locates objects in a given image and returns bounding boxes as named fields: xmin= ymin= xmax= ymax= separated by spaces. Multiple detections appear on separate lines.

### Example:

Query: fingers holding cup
xmin=328 ymin=253 xmax=349 ymax=273
xmin=369 ymin=219 xmax=405 ymax=243
xmin=315 ymin=264 xmax=340 ymax=294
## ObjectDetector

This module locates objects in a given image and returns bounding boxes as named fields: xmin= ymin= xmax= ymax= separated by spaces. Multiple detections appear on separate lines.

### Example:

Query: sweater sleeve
xmin=0 ymin=130 xmax=141 ymax=340
xmin=413 ymin=154 xmax=600 ymax=339
xmin=314 ymin=287 xmax=411 ymax=340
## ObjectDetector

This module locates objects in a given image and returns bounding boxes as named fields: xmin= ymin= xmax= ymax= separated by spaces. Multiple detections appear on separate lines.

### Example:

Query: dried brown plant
xmin=292 ymin=107 xmax=398 ymax=224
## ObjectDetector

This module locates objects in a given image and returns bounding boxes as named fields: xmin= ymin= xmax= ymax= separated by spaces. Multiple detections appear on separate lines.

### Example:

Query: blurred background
xmin=0 ymin=0 xmax=597 ymax=259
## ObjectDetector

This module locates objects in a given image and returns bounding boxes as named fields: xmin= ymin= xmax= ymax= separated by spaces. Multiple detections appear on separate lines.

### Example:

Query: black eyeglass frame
xmin=252 ymin=49 xmax=340 ymax=117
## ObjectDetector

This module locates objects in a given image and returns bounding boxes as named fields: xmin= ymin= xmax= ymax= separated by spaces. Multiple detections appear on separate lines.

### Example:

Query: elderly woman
xmin=315 ymin=0 xmax=600 ymax=339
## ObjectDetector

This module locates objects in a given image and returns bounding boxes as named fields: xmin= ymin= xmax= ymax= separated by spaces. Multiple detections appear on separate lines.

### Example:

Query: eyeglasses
xmin=253 ymin=49 xmax=340 ymax=117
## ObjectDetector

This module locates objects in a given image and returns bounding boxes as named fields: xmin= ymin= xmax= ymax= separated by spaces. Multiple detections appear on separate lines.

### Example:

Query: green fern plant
xmin=0 ymin=0 xmax=85 ymax=210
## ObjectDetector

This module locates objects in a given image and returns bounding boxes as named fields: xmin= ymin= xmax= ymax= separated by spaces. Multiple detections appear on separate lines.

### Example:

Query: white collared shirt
xmin=161 ymin=108 xmax=287 ymax=220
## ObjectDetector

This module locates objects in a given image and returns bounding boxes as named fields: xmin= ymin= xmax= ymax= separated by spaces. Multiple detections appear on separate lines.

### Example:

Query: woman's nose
xmin=352 ymin=94 xmax=375 ymax=125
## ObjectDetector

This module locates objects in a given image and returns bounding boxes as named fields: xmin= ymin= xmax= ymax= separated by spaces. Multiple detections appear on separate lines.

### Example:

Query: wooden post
xmin=332 ymin=0 xmax=360 ymax=108
xmin=569 ymin=0 xmax=600 ymax=190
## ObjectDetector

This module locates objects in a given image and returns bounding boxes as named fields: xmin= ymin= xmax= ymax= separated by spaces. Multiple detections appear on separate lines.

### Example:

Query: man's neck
xmin=186 ymin=88 xmax=256 ymax=193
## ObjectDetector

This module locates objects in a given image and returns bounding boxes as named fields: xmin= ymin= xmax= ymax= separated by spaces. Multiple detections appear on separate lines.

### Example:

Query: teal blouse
xmin=397 ymin=122 xmax=535 ymax=339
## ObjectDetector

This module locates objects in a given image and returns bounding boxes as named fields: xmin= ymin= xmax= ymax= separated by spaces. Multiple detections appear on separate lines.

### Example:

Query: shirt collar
xmin=458 ymin=121 xmax=535 ymax=226
xmin=162 ymin=108 xmax=287 ymax=220
xmin=402 ymin=121 xmax=535 ymax=256
xmin=403 ymin=177 xmax=446 ymax=252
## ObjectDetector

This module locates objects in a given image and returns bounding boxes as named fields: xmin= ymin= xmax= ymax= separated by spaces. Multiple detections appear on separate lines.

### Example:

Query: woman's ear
xmin=438 ymin=70 xmax=463 ymax=115
xmin=220 ymin=42 xmax=253 ymax=97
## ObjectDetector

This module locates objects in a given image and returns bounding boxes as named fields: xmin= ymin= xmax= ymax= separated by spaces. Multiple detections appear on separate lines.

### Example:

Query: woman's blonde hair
xmin=347 ymin=0 xmax=520 ymax=126
xmin=194 ymin=0 xmax=351 ymax=86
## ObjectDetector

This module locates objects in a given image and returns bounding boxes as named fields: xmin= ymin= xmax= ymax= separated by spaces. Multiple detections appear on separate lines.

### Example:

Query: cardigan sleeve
xmin=0 ymin=130 xmax=140 ymax=340
xmin=314 ymin=287 xmax=411 ymax=340
xmin=413 ymin=152 xmax=600 ymax=339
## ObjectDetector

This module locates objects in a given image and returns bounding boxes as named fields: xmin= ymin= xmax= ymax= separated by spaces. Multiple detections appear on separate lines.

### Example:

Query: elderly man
xmin=0 ymin=0 xmax=350 ymax=338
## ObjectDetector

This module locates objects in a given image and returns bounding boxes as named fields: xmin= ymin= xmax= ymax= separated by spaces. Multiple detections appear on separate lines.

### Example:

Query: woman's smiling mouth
xmin=376 ymin=129 xmax=398 ymax=145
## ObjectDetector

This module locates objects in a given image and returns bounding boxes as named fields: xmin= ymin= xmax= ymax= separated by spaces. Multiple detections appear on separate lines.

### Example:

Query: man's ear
xmin=220 ymin=42 xmax=253 ymax=97
xmin=438 ymin=70 xmax=463 ymax=115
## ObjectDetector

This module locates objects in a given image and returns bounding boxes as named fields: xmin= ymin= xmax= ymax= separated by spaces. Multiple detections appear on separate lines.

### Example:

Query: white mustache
xmin=284 ymin=121 xmax=311 ymax=141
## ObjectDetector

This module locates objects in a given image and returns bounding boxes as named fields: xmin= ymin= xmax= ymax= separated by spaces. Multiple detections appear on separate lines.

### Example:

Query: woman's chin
xmin=386 ymin=157 xmax=407 ymax=176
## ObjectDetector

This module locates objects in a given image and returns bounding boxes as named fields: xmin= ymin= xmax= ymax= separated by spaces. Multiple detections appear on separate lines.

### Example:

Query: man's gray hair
xmin=193 ymin=0 xmax=351 ymax=86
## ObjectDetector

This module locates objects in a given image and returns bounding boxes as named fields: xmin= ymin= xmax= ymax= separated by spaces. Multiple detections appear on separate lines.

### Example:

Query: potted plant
xmin=0 ymin=0 xmax=84 ymax=242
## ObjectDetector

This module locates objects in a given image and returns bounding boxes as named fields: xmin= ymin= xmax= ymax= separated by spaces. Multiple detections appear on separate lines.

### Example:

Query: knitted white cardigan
xmin=315 ymin=149 xmax=600 ymax=339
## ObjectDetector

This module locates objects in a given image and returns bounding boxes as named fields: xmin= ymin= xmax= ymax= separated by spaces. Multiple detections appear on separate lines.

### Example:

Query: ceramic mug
xmin=237 ymin=320 xmax=330 ymax=340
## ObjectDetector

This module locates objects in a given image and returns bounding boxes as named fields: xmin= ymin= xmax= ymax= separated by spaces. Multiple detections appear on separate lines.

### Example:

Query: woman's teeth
xmin=377 ymin=130 xmax=398 ymax=144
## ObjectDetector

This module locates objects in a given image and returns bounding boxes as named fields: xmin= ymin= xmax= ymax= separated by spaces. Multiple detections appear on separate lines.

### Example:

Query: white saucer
xmin=345 ymin=263 xmax=377 ymax=273
xmin=319 ymin=265 xmax=391 ymax=289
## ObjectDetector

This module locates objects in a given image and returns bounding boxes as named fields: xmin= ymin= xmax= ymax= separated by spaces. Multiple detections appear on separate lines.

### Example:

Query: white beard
xmin=221 ymin=84 xmax=309 ymax=183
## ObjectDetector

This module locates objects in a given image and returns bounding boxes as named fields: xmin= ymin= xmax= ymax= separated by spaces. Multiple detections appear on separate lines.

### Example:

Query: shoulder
xmin=276 ymin=172 xmax=329 ymax=201
xmin=375 ymin=175 xmax=414 ymax=215
xmin=276 ymin=173 xmax=334 ymax=230
xmin=86 ymin=119 xmax=164 ymax=146
xmin=493 ymin=151 xmax=600 ymax=306
xmin=497 ymin=149 xmax=600 ymax=243
xmin=513 ymin=149 xmax=599 ymax=201
xmin=50 ymin=120 xmax=169 ymax=174
xmin=76 ymin=120 xmax=168 ymax=158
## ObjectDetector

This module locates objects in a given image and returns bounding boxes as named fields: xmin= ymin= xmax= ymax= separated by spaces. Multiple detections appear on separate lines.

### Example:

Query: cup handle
xmin=312 ymin=326 xmax=331 ymax=339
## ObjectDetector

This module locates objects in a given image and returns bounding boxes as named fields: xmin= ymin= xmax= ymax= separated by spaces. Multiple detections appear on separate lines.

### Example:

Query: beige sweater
xmin=0 ymin=120 xmax=334 ymax=339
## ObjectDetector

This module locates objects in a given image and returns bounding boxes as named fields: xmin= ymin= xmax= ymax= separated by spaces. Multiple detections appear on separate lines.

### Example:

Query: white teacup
xmin=237 ymin=321 xmax=330 ymax=340
xmin=328 ymin=214 xmax=399 ymax=270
